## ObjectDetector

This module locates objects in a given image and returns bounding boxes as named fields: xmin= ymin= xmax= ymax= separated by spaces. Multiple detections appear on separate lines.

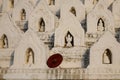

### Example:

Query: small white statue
xmin=97 ymin=19 xmax=105 ymax=32
xmin=103 ymin=50 xmax=110 ymax=64
xmin=65 ymin=34 xmax=72 ymax=47
xmin=26 ymin=49 xmax=34 ymax=66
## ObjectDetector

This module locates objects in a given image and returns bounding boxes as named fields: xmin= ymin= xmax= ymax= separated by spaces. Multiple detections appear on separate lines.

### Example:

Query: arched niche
xmin=20 ymin=9 xmax=26 ymax=20
xmin=97 ymin=18 xmax=105 ymax=32
xmin=0 ymin=34 xmax=8 ymax=49
xmin=70 ymin=7 xmax=76 ymax=16
xmin=102 ymin=49 xmax=112 ymax=64
xmin=38 ymin=18 xmax=45 ymax=32
xmin=25 ymin=48 xmax=34 ymax=66
xmin=64 ymin=31 xmax=74 ymax=48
